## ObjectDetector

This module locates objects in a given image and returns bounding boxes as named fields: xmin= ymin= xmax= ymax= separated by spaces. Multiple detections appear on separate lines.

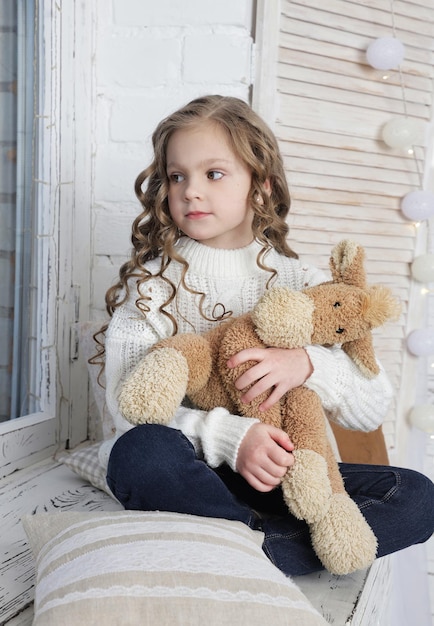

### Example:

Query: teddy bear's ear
xmin=330 ymin=240 xmax=367 ymax=289
xmin=362 ymin=286 xmax=401 ymax=327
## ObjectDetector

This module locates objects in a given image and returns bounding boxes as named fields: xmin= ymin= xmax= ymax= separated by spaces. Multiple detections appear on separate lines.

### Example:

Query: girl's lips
xmin=186 ymin=211 xmax=209 ymax=219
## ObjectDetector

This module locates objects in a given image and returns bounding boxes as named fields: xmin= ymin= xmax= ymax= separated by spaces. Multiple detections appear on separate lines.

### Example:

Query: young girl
xmin=100 ymin=95 xmax=434 ymax=576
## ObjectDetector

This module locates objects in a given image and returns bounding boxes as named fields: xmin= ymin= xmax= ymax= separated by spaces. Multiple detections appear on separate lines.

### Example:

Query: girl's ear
xmin=263 ymin=178 xmax=272 ymax=196
xmin=255 ymin=179 xmax=272 ymax=204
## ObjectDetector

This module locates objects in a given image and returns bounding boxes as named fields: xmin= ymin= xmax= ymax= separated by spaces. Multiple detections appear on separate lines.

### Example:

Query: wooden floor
xmin=0 ymin=457 xmax=391 ymax=625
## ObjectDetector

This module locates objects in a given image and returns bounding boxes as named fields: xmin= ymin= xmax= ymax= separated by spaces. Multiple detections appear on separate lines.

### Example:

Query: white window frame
xmin=0 ymin=0 xmax=94 ymax=478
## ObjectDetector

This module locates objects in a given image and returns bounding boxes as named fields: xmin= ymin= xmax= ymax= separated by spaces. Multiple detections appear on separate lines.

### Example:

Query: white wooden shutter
xmin=256 ymin=0 xmax=434 ymax=455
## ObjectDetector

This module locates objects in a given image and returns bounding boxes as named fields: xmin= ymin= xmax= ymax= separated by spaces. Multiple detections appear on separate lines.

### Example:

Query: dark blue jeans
xmin=107 ymin=424 xmax=434 ymax=577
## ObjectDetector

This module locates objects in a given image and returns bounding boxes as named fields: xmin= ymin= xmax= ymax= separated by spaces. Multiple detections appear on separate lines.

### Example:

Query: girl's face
xmin=166 ymin=122 xmax=254 ymax=249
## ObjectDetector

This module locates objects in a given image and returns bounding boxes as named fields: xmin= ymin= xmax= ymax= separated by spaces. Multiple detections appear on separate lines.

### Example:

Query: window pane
xmin=0 ymin=2 xmax=17 ymax=421
xmin=0 ymin=1 xmax=36 ymax=420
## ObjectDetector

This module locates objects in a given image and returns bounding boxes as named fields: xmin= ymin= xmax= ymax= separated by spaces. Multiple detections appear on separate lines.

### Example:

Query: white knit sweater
xmin=100 ymin=237 xmax=393 ymax=470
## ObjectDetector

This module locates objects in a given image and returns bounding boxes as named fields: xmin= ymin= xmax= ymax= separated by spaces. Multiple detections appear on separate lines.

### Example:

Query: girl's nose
xmin=184 ymin=178 xmax=202 ymax=201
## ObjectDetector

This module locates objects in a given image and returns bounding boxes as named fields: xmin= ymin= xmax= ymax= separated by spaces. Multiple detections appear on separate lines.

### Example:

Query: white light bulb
xmin=401 ymin=190 xmax=434 ymax=221
xmin=407 ymin=328 xmax=434 ymax=356
xmin=366 ymin=37 xmax=405 ymax=70
xmin=409 ymin=405 xmax=434 ymax=434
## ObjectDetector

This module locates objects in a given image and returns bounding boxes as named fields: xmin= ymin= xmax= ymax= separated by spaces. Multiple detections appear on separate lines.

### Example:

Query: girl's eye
xmin=169 ymin=173 xmax=184 ymax=183
xmin=207 ymin=171 xmax=223 ymax=180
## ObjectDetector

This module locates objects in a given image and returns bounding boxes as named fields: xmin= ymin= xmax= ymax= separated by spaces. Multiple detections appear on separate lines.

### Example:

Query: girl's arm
xmin=304 ymin=344 xmax=393 ymax=431
xmin=171 ymin=405 xmax=259 ymax=470
xmin=171 ymin=406 xmax=294 ymax=490
xmin=227 ymin=342 xmax=393 ymax=432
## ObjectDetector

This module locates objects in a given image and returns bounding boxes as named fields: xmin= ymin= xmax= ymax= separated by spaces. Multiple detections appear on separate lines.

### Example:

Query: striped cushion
xmin=23 ymin=510 xmax=327 ymax=626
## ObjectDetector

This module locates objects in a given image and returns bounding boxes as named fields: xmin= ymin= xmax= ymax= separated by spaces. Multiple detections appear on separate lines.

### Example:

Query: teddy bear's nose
xmin=336 ymin=327 xmax=344 ymax=334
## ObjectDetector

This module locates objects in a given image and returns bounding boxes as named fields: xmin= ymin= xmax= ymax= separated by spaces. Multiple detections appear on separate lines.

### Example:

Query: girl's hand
xmin=236 ymin=423 xmax=294 ymax=491
xmin=227 ymin=347 xmax=313 ymax=412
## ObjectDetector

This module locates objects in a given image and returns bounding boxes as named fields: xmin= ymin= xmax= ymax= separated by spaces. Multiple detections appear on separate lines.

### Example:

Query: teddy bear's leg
xmin=282 ymin=459 xmax=378 ymax=575
xmin=155 ymin=333 xmax=214 ymax=396
xmin=281 ymin=387 xmax=330 ymax=456
xmin=118 ymin=347 xmax=190 ymax=425
xmin=279 ymin=396 xmax=378 ymax=574
xmin=280 ymin=388 xmax=333 ymax=522
xmin=309 ymin=494 xmax=378 ymax=575
xmin=281 ymin=451 xmax=332 ymax=524
xmin=281 ymin=448 xmax=377 ymax=574
xmin=119 ymin=332 xmax=216 ymax=425
xmin=324 ymin=441 xmax=346 ymax=494
xmin=310 ymin=439 xmax=378 ymax=574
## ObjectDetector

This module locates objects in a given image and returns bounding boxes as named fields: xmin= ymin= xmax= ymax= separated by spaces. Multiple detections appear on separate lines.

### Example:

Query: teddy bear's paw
xmin=118 ymin=347 xmax=189 ymax=425
xmin=281 ymin=449 xmax=332 ymax=523
xmin=310 ymin=493 xmax=378 ymax=575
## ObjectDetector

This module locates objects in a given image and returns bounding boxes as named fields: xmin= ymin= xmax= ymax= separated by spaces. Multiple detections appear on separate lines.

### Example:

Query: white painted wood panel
xmin=264 ymin=0 xmax=434 ymax=456
xmin=42 ymin=0 xmax=94 ymax=449
xmin=280 ymin=5 xmax=434 ymax=52
xmin=278 ymin=43 xmax=432 ymax=96
xmin=297 ymin=557 xmax=392 ymax=625
xmin=278 ymin=76 xmax=429 ymax=118
xmin=0 ymin=0 xmax=96 ymax=473
xmin=4 ymin=608 xmax=33 ymax=626
xmin=350 ymin=557 xmax=392 ymax=626
xmin=0 ymin=414 xmax=57 ymax=480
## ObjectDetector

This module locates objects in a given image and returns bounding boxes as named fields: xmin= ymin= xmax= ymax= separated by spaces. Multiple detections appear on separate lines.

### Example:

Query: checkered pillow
xmin=56 ymin=443 xmax=114 ymax=498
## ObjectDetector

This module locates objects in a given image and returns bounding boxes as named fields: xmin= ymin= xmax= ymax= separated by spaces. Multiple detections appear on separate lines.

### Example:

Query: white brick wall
xmin=91 ymin=0 xmax=254 ymax=317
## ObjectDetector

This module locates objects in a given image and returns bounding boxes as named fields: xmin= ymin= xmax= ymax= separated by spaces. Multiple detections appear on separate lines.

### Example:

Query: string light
xmin=411 ymin=254 xmax=434 ymax=283
xmin=409 ymin=405 xmax=434 ymax=435
xmin=382 ymin=117 xmax=422 ymax=150
xmin=367 ymin=2 xmax=426 ymax=164
xmin=401 ymin=190 xmax=434 ymax=222
xmin=366 ymin=0 xmax=434 ymax=437
xmin=407 ymin=328 xmax=434 ymax=357
xmin=366 ymin=36 xmax=405 ymax=70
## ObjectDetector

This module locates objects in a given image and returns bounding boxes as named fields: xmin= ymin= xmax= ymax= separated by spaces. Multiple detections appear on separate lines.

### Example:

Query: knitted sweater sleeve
xmin=171 ymin=406 xmax=259 ymax=470
xmin=304 ymin=345 xmax=393 ymax=431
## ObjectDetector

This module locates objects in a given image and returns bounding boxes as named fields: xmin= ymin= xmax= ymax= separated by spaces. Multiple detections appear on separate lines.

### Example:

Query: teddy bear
xmin=118 ymin=240 xmax=400 ymax=575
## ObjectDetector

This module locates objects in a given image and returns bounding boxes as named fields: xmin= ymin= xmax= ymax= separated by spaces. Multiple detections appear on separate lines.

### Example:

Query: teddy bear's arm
xmin=342 ymin=333 xmax=379 ymax=378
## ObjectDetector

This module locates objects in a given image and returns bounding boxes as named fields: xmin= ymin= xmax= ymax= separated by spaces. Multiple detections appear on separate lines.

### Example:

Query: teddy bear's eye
xmin=336 ymin=327 xmax=345 ymax=334
xmin=333 ymin=302 xmax=341 ymax=308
